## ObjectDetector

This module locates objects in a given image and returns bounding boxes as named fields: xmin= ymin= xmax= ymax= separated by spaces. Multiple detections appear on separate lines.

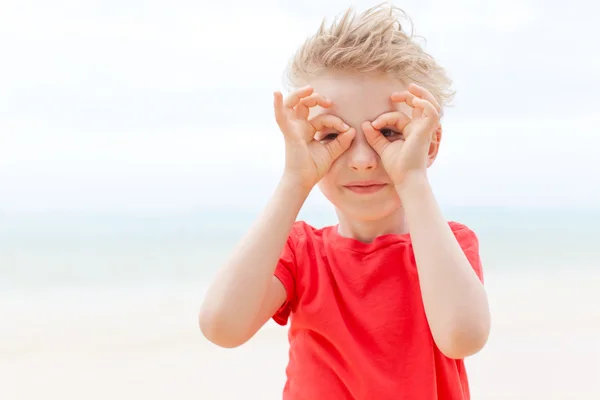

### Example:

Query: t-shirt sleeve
xmin=451 ymin=222 xmax=484 ymax=283
xmin=272 ymin=223 xmax=301 ymax=326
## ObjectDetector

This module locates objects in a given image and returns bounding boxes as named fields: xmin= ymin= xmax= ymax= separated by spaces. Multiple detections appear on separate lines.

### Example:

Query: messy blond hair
xmin=285 ymin=3 xmax=455 ymax=109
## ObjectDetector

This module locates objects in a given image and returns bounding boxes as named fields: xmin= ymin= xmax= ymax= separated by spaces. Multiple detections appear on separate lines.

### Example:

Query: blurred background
xmin=1 ymin=0 xmax=599 ymax=399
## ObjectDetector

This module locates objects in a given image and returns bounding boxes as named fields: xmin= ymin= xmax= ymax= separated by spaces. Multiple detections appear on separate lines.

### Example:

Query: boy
xmin=199 ymin=4 xmax=490 ymax=400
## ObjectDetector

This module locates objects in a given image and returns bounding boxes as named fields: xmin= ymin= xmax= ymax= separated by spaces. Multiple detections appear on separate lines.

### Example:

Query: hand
xmin=363 ymin=83 xmax=441 ymax=187
xmin=274 ymin=86 xmax=356 ymax=189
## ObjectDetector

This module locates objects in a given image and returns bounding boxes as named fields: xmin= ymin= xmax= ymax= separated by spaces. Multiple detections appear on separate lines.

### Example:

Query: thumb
xmin=362 ymin=121 xmax=389 ymax=156
xmin=323 ymin=128 xmax=356 ymax=160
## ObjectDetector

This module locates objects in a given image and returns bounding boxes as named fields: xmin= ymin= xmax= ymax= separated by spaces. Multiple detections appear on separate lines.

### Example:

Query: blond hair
xmin=285 ymin=3 xmax=455 ymax=109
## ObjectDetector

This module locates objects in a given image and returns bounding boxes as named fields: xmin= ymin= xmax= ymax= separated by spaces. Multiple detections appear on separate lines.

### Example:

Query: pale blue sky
xmin=1 ymin=0 xmax=598 ymax=216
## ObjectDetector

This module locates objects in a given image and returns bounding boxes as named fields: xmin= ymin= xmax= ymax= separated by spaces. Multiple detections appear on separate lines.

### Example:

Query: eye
xmin=380 ymin=128 xmax=400 ymax=137
xmin=318 ymin=133 xmax=339 ymax=142
xmin=380 ymin=128 xmax=403 ymax=140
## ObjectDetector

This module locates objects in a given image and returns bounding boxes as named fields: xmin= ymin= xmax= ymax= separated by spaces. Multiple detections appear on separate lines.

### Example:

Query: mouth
xmin=343 ymin=181 xmax=388 ymax=194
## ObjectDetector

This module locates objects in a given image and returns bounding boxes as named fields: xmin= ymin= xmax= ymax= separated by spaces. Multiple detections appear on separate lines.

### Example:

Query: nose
xmin=347 ymin=133 xmax=378 ymax=171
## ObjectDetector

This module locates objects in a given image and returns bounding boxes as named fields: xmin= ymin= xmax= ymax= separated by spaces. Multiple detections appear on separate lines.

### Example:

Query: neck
xmin=335 ymin=207 xmax=408 ymax=243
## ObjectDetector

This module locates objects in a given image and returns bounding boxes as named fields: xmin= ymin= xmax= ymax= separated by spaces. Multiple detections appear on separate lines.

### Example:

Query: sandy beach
xmin=1 ymin=268 xmax=599 ymax=400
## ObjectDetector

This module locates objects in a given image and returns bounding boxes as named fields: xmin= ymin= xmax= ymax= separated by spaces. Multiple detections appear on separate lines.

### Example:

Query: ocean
xmin=1 ymin=206 xmax=598 ymax=291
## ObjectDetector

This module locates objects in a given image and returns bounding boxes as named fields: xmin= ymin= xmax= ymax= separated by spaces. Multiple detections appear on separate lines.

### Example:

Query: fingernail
xmin=342 ymin=123 xmax=349 ymax=130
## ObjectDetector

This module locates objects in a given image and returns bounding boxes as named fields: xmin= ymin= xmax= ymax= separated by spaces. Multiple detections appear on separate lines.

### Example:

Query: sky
xmin=0 ymin=0 xmax=598 ymax=216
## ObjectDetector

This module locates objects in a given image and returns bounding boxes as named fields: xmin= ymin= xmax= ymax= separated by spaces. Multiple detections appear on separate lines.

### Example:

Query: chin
xmin=319 ymin=184 xmax=402 ymax=222
xmin=340 ymin=200 xmax=401 ymax=221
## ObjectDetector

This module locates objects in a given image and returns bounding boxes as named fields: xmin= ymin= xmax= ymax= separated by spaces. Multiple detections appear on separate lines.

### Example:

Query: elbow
xmin=436 ymin=314 xmax=491 ymax=360
xmin=198 ymin=307 xmax=248 ymax=349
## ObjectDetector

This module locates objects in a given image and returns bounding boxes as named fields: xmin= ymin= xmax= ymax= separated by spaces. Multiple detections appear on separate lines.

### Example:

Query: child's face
xmin=308 ymin=72 xmax=417 ymax=221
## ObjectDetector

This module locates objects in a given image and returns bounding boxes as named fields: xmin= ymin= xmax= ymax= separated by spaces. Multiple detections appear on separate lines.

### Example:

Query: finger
xmin=408 ymin=83 xmax=441 ymax=113
xmin=296 ymin=93 xmax=332 ymax=120
xmin=362 ymin=121 xmax=390 ymax=156
xmin=300 ymin=93 xmax=332 ymax=108
xmin=309 ymin=114 xmax=350 ymax=135
xmin=390 ymin=91 xmax=417 ymax=108
xmin=273 ymin=91 xmax=287 ymax=130
xmin=390 ymin=91 xmax=422 ymax=119
xmin=321 ymin=128 xmax=356 ymax=161
xmin=413 ymin=98 xmax=440 ymax=119
xmin=283 ymin=86 xmax=314 ymax=109
xmin=371 ymin=111 xmax=411 ymax=132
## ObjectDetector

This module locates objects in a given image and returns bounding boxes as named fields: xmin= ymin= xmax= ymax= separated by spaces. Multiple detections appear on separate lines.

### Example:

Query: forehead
xmin=308 ymin=72 xmax=411 ymax=123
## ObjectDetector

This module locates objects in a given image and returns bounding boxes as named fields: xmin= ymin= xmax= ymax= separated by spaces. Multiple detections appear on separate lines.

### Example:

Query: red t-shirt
xmin=273 ymin=220 xmax=484 ymax=400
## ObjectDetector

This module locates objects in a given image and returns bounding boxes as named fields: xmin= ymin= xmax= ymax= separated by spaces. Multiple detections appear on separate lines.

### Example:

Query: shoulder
xmin=448 ymin=221 xmax=484 ymax=280
xmin=447 ymin=221 xmax=481 ymax=257
xmin=288 ymin=220 xmax=331 ymax=243
xmin=448 ymin=221 xmax=479 ymax=243
xmin=448 ymin=220 xmax=475 ymax=233
xmin=283 ymin=221 xmax=335 ymax=261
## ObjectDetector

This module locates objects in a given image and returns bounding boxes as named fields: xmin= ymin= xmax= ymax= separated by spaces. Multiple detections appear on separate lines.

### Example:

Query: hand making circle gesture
xmin=363 ymin=83 xmax=442 ymax=187
xmin=274 ymin=86 xmax=356 ymax=189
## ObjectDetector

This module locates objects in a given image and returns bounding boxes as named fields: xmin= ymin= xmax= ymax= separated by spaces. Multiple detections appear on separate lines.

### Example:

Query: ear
xmin=426 ymin=124 xmax=442 ymax=168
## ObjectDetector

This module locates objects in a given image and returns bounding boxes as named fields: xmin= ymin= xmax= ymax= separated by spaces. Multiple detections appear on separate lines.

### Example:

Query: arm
xmin=200 ymin=86 xmax=355 ymax=348
xmin=199 ymin=176 xmax=310 ymax=348
xmin=398 ymin=172 xmax=491 ymax=359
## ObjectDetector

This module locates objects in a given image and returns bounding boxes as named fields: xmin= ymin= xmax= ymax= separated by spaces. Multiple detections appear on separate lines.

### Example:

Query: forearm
xmin=200 ymin=175 xmax=309 ymax=339
xmin=398 ymin=173 xmax=490 ymax=359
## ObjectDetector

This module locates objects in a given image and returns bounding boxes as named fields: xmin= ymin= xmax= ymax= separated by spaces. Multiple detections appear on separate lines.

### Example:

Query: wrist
xmin=279 ymin=172 xmax=314 ymax=199
xmin=395 ymin=170 xmax=430 ymax=198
